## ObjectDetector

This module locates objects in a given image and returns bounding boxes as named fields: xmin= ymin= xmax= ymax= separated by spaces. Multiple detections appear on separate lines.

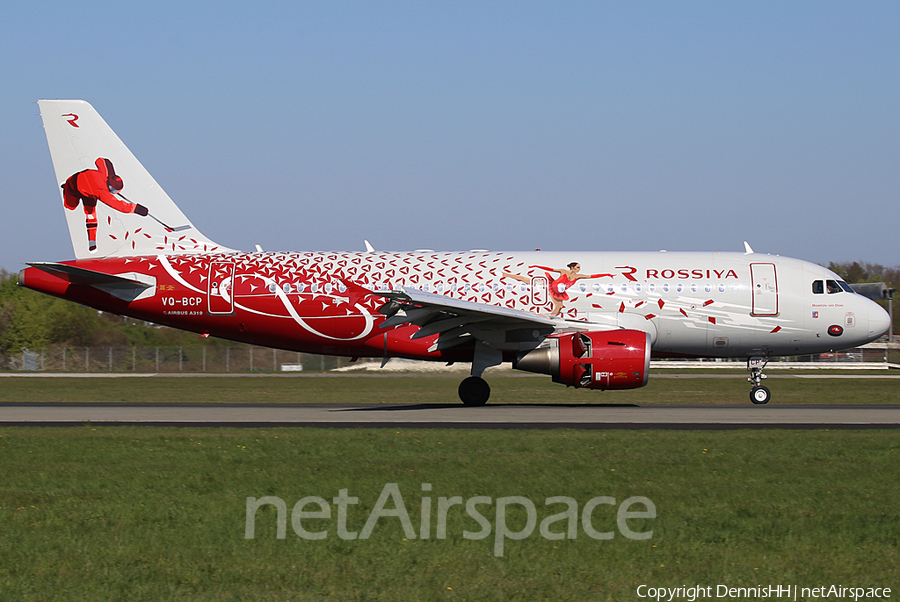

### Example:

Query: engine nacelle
xmin=514 ymin=329 xmax=651 ymax=390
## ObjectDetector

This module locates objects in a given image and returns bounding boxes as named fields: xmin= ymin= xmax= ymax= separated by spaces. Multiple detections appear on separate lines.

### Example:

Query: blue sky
xmin=3 ymin=1 xmax=899 ymax=269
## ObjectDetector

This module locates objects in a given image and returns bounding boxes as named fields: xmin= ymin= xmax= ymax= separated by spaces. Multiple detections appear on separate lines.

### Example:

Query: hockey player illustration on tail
xmin=62 ymin=157 xmax=148 ymax=251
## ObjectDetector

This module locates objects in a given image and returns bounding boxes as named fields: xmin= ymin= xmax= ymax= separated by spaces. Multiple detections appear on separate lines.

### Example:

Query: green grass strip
xmin=0 ymin=373 xmax=898 ymax=405
xmin=0 ymin=427 xmax=897 ymax=600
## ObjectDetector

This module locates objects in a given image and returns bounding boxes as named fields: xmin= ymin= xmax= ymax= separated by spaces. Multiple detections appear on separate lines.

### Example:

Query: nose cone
xmin=867 ymin=300 xmax=892 ymax=340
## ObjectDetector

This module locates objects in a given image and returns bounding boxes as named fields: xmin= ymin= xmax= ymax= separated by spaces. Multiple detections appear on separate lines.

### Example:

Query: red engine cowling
xmin=514 ymin=330 xmax=651 ymax=390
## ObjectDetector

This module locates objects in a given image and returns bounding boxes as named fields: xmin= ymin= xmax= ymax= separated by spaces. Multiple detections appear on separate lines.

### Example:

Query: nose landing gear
xmin=747 ymin=357 xmax=771 ymax=404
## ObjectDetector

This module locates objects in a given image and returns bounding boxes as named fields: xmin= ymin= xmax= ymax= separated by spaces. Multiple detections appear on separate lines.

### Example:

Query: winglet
xmin=743 ymin=241 xmax=754 ymax=255
xmin=364 ymin=240 xmax=375 ymax=253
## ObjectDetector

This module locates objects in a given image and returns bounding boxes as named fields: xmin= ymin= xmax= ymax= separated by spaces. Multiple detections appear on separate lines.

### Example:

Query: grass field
xmin=0 ymin=426 xmax=897 ymax=601
xmin=0 ymin=371 xmax=898 ymax=405
xmin=0 ymin=374 xmax=897 ymax=600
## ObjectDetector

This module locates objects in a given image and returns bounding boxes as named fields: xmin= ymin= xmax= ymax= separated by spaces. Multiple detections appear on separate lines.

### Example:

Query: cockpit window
xmin=817 ymin=279 xmax=854 ymax=294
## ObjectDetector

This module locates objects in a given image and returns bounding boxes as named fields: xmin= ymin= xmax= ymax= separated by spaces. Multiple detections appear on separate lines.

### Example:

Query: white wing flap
xmin=378 ymin=287 xmax=558 ymax=352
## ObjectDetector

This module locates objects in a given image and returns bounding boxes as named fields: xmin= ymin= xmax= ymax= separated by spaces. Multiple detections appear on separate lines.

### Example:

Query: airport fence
xmin=2 ymin=344 xmax=354 ymax=373
xmin=1 ymin=342 xmax=896 ymax=373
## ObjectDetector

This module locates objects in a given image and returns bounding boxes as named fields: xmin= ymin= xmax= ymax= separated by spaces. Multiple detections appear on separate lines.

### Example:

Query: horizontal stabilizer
xmin=26 ymin=262 xmax=156 ymax=302
xmin=27 ymin=262 xmax=150 ymax=287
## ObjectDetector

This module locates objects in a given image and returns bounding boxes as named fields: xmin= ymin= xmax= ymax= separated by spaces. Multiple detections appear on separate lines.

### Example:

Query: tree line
xmin=827 ymin=261 xmax=898 ymax=333
xmin=827 ymin=261 xmax=900 ymax=291
xmin=0 ymin=269 xmax=220 ymax=355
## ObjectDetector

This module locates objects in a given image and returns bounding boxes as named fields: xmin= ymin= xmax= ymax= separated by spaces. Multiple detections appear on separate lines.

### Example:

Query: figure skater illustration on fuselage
xmin=502 ymin=262 xmax=614 ymax=317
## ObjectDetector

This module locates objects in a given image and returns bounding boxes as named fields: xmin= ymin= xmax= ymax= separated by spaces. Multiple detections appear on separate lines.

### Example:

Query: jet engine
xmin=514 ymin=330 xmax=651 ymax=390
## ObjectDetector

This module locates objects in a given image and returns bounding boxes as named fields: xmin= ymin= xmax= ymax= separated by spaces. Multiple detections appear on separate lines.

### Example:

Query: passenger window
xmin=812 ymin=281 xmax=824 ymax=294
xmin=826 ymin=280 xmax=842 ymax=294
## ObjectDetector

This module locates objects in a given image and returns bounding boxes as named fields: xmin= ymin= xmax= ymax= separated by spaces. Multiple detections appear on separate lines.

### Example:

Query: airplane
xmin=18 ymin=100 xmax=892 ymax=406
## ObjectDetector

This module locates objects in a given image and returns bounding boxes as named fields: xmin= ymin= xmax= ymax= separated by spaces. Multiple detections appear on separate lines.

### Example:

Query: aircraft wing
xmin=377 ymin=287 xmax=560 ymax=352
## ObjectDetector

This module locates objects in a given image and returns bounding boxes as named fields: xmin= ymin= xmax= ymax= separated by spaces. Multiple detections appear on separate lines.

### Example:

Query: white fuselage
xmin=188 ymin=248 xmax=889 ymax=359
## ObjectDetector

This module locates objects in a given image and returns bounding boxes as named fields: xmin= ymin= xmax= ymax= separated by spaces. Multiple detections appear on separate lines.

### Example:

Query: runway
xmin=2 ymin=402 xmax=900 ymax=429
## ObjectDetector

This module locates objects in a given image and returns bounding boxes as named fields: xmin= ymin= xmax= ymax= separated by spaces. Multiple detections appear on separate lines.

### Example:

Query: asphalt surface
xmin=2 ymin=402 xmax=899 ymax=429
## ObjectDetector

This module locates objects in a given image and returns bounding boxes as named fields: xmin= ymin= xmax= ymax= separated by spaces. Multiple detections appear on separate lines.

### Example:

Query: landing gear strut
xmin=459 ymin=376 xmax=490 ymax=406
xmin=457 ymin=341 xmax=501 ymax=406
xmin=747 ymin=357 xmax=771 ymax=404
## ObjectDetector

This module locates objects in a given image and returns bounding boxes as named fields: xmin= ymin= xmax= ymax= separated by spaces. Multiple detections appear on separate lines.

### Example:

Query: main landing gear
xmin=747 ymin=357 xmax=771 ymax=404
xmin=457 ymin=341 xmax=501 ymax=406
xmin=458 ymin=376 xmax=491 ymax=406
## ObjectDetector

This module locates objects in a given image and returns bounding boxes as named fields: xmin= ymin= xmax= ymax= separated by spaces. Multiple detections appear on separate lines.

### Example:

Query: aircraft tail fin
xmin=38 ymin=100 xmax=230 ymax=259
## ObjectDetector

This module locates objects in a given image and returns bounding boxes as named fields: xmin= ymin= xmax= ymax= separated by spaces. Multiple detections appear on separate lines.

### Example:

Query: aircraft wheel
xmin=750 ymin=385 xmax=771 ymax=405
xmin=459 ymin=376 xmax=491 ymax=406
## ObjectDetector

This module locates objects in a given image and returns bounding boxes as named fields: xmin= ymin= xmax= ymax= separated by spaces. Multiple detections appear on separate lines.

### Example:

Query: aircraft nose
xmin=866 ymin=301 xmax=892 ymax=339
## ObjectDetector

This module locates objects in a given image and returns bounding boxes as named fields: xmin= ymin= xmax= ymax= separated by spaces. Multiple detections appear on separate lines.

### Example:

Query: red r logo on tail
xmin=62 ymin=113 xmax=79 ymax=128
